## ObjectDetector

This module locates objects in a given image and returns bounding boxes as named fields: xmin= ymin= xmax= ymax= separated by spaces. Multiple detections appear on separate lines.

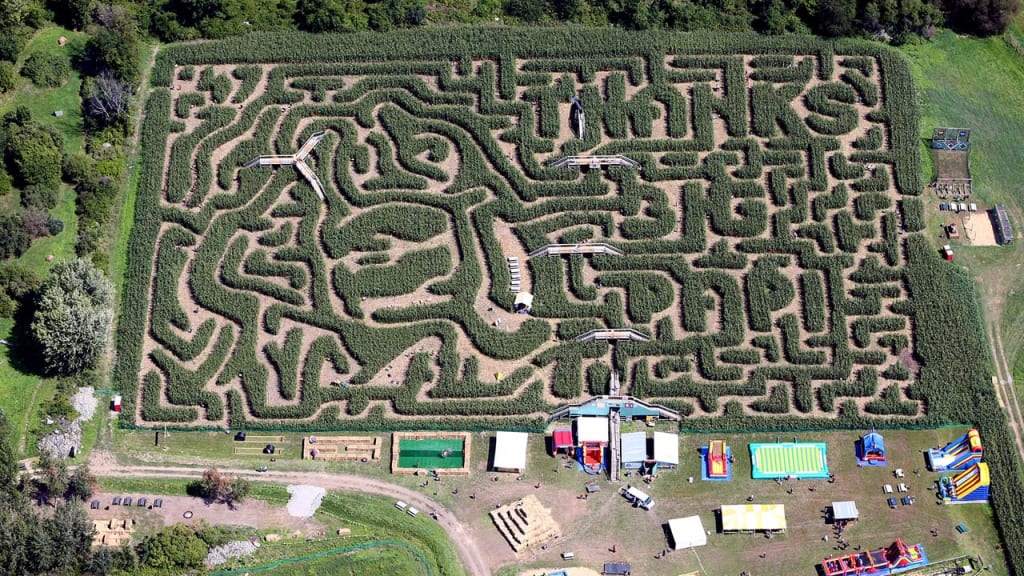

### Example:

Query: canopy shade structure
xmin=653 ymin=432 xmax=679 ymax=467
xmin=513 ymin=292 xmax=533 ymax=312
xmin=720 ymin=504 xmax=787 ymax=532
xmin=576 ymin=417 xmax=609 ymax=444
xmin=493 ymin=431 xmax=528 ymax=473
xmin=620 ymin=432 xmax=647 ymax=466
xmin=668 ymin=516 xmax=707 ymax=549
xmin=832 ymin=501 xmax=859 ymax=521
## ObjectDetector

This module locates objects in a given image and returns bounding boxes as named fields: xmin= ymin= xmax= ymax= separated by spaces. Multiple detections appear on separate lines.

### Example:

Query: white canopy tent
xmin=492 ymin=431 xmax=528 ymax=473
xmin=576 ymin=417 xmax=609 ymax=444
xmin=668 ymin=516 xmax=707 ymax=549
xmin=513 ymin=292 xmax=533 ymax=312
xmin=832 ymin=501 xmax=859 ymax=522
xmin=653 ymin=432 xmax=679 ymax=468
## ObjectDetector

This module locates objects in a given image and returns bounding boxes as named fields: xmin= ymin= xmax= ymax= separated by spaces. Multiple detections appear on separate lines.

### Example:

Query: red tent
xmin=552 ymin=430 xmax=574 ymax=455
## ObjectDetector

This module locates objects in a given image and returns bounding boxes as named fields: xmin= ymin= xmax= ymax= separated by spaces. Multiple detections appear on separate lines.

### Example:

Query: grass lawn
xmin=235 ymin=543 xmax=431 ymax=576
xmin=0 ymin=26 xmax=96 ymax=457
xmin=17 ymin=183 xmax=79 ymax=272
xmin=0 ymin=26 xmax=88 ymax=152
xmin=93 ymin=477 xmax=461 ymax=576
xmin=111 ymin=425 xmax=1007 ymax=576
xmin=901 ymin=32 xmax=1024 ymax=390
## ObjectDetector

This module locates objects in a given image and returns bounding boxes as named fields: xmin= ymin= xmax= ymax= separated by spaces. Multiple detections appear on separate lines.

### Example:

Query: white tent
xmin=513 ymin=292 xmax=533 ymax=311
xmin=576 ymin=417 xmax=609 ymax=444
xmin=492 ymin=431 xmax=528 ymax=473
xmin=832 ymin=501 xmax=859 ymax=522
xmin=668 ymin=516 xmax=707 ymax=549
xmin=653 ymin=432 xmax=679 ymax=468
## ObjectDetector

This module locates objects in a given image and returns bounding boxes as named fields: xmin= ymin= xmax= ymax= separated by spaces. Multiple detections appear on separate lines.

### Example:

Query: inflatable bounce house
xmin=938 ymin=462 xmax=990 ymax=504
xmin=856 ymin=429 xmax=887 ymax=467
xmin=821 ymin=538 xmax=929 ymax=576
xmin=701 ymin=440 xmax=732 ymax=481
xmin=928 ymin=429 xmax=982 ymax=472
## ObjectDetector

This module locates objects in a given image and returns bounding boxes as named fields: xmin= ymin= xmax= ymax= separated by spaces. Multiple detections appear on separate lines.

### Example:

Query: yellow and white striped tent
xmin=720 ymin=504 xmax=787 ymax=532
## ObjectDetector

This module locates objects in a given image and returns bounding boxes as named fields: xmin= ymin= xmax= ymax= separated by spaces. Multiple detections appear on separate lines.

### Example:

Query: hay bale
xmin=264 ymin=534 xmax=281 ymax=542
xmin=337 ymin=528 xmax=351 ymax=536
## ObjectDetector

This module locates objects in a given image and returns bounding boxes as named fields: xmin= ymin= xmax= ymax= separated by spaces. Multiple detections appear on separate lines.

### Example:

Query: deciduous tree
xmin=30 ymin=258 xmax=114 ymax=375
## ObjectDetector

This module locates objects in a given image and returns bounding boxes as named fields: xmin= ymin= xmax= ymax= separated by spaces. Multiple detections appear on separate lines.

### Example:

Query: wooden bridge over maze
xmin=549 ymin=155 xmax=640 ymax=170
xmin=528 ymin=243 xmax=624 ymax=257
xmin=244 ymin=131 xmax=328 ymax=200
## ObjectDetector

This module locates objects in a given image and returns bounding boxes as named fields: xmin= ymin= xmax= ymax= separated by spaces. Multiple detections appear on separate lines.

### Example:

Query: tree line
xmin=31 ymin=0 xmax=1019 ymax=46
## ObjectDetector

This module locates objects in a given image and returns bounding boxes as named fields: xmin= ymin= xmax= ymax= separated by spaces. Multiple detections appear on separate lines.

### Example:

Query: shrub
xmin=0 ymin=214 xmax=29 ymax=259
xmin=0 ymin=61 xmax=15 ymax=93
xmin=20 ymin=51 xmax=71 ymax=88
xmin=20 ymin=183 xmax=58 ymax=210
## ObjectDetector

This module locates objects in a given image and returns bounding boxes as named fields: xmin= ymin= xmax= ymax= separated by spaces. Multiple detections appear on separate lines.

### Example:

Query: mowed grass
xmin=0 ymin=26 xmax=88 ymax=152
xmin=901 ymin=32 xmax=1024 ymax=389
xmin=94 ymin=477 xmax=460 ymax=576
xmin=0 ymin=26 xmax=88 ymax=455
xmin=500 ymin=427 xmax=1006 ymax=576
xmin=112 ymin=426 xmax=1007 ymax=576
xmin=242 ymin=544 xmax=430 ymax=576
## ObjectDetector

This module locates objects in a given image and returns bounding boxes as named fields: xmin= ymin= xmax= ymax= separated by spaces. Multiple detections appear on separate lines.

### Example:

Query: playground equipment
xmin=749 ymin=441 xmax=830 ymax=480
xmin=244 ymin=131 xmax=328 ymax=200
xmin=549 ymin=155 xmax=640 ymax=170
xmin=938 ymin=462 xmax=990 ymax=504
xmin=927 ymin=428 xmax=982 ymax=472
xmin=551 ymin=429 xmax=573 ymax=456
xmin=856 ymin=429 xmax=887 ymax=467
xmin=931 ymin=128 xmax=970 ymax=151
xmin=701 ymin=440 xmax=732 ymax=480
xmin=575 ymin=416 xmax=608 ymax=474
xmin=820 ymin=538 xmax=929 ymax=576
xmin=490 ymin=495 xmax=562 ymax=553
xmin=930 ymin=128 xmax=973 ymax=198
xmin=390 ymin=432 xmax=472 ymax=475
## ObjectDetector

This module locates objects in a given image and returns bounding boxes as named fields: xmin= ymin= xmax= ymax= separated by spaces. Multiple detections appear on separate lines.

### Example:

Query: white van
xmin=622 ymin=486 xmax=654 ymax=510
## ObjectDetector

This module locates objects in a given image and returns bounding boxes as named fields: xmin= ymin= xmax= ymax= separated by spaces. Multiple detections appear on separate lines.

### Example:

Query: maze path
xmin=120 ymin=36 xmax=924 ymax=429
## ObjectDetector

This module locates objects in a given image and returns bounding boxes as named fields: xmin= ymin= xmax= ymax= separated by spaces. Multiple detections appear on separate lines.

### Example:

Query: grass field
xmin=0 ymin=26 xmax=90 ymax=455
xmin=237 ymin=543 xmax=431 ymax=576
xmin=110 ymin=425 xmax=1007 ymax=575
xmin=94 ymin=478 xmax=461 ymax=576
xmin=0 ymin=26 xmax=88 ymax=152
xmin=902 ymin=32 xmax=1024 ymax=391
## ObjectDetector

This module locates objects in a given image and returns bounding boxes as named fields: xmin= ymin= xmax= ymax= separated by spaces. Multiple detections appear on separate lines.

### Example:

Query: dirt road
xmin=89 ymin=453 xmax=490 ymax=576
xmin=987 ymin=322 xmax=1024 ymax=464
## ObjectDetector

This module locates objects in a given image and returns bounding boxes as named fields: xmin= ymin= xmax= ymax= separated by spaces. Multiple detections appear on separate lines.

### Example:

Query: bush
xmin=0 ymin=214 xmax=29 ymax=259
xmin=62 ymin=153 xmax=95 ymax=185
xmin=21 ymin=207 xmax=50 ymax=238
xmin=20 ymin=183 xmax=58 ymax=210
xmin=0 ymin=61 xmax=15 ymax=93
xmin=20 ymin=52 xmax=71 ymax=88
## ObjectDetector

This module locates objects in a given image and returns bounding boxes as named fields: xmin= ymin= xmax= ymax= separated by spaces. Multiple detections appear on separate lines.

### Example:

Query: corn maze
xmin=115 ymin=30 xmax=928 ymax=431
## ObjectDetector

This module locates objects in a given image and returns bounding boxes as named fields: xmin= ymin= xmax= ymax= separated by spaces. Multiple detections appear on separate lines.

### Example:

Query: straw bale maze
xmin=117 ymin=31 xmax=929 ymax=431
